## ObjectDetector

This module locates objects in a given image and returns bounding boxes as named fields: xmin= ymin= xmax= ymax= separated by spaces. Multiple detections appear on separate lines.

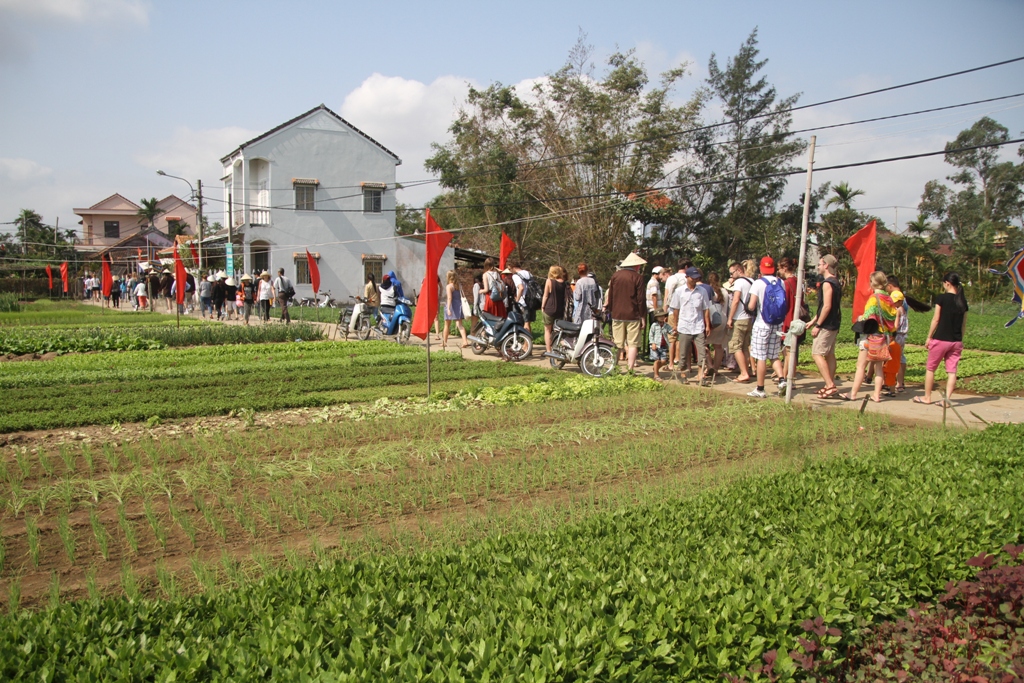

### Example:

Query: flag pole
xmin=786 ymin=135 xmax=816 ymax=405
xmin=426 ymin=314 xmax=432 ymax=397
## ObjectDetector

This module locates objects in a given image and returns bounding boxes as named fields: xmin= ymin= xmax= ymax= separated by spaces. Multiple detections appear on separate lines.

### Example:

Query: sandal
xmin=912 ymin=396 xmax=940 ymax=406
xmin=817 ymin=386 xmax=839 ymax=399
xmin=881 ymin=387 xmax=896 ymax=398
xmin=895 ymin=385 xmax=906 ymax=394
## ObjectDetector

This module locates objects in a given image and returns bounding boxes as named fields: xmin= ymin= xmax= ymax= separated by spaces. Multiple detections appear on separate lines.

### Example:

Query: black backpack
xmin=523 ymin=275 xmax=544 ymax=312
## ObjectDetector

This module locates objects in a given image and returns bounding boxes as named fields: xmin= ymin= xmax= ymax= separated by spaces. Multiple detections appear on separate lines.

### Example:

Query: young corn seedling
xmin=154 ymin=558 xmax=177 ymax=599
xmin=37 ymin=451 xmax=55 ymax=477
xmin=169 ymin=502 xmax=198 ymax=548
xmin=24 ymin=515 xmax=40 ymax=567
xmin=81 ymin=444 xmax=94 ymax=475
xmin=189 ymin=554 xmax=217 ymax=594
xmin=14 ymin=449 xmax=31 ymax=479
xmin=47 ymin=571 xmax=61 ymax=609
xmin=120 ymin=560 xmax=139 ymax=600
xmin=102 ymin=444 xmax=120 ymax=472
xmin=85 ymin=565 xmax=100 ymax=601
xmin=89 ymin=507 xmax=110 ymax=561
xmin=58 ymin=445 xmax=77 ymax=476
xmin=117 ymin=504 xmax=138 ymax=556
xmin=57 ymin=509 xmax=76 ymax=565
xmin=7 ymin=576 xmax=20 ymax=615
xmin=143 ymin=497 xmax=167 ymax=550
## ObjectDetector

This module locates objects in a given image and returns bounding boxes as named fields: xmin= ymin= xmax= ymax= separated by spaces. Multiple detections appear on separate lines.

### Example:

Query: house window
xmin=295 ymin=259 xmax=310 ymax=285
xmin=293 ymin=178 xmax=319 ymax=211
xmin=362 ymin=183 xmax=386 ymax=213
xmin=363 ymin=258 xmax=384 ymax=286
xmin=104 ymin=221 xmax=119 ymax=239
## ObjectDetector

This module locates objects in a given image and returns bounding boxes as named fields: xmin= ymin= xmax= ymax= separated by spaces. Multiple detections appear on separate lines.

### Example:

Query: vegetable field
xmin=0 ymin=398 xmax=1019 ymax=679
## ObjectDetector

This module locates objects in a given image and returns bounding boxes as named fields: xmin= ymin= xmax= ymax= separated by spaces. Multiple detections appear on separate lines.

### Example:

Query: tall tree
xmin=669 ymin=28 xmax=805 ymax=264
xmin=426 ymin=33 xmax=702 ymax=276
xmin=824 ymin=181 xmax=865 ymax=211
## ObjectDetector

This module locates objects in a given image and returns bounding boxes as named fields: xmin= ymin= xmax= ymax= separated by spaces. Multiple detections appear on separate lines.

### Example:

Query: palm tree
xmin=824 ymin=182 xmax=865 ymax=211
xmin=904 ymin=214 xmax=932 ymax=239
xmin=136 ymin=198 xmax=164 ymax=230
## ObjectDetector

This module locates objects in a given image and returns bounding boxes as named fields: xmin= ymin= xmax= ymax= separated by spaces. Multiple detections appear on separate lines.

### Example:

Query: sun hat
xmin=500 ymin=267 xmax=512 ymax=274
xmin=759 ymin=256 xmax=776 ymax=275
xmin=207 ymin=275 xmax=214 ymax=282
xmin=162 ymin=268 xmax=171 ymax=274
xmin=240 ymin=273 xmax=253 ymax=281
xmin=216 ymin=270 xmax=227 ymax=279
xmin=619 ymin=252 xmax=647 ymax=268
xmin=685 ymin=266 xmax=701 ymax=279
xmin=260 ymin=271 xmax=271 ymax=278
xmin=651 ymin=266 xmax=664 ymax=274
xmin=225 ymin=277 xmax=236 ymax=287
xmin=653 ymin=310 xmax=668 ymax=319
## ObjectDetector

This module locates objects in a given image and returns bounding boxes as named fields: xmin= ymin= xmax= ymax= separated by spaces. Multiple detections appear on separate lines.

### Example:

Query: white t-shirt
xmin=748 ymin=276 xmax=781 ymax=329
xmin=668 ymin=283 xmax=710 ymax=335
xmin=731 ymin=277 xmax=753 ymax=321
xmin=512 ymin=270 xmax=532 ymax=307
xmin=380 ymin=284 xmax=396 ymax=308
xmin=257 ymin=280 xmax=274 ymax=301
xmin=133 ymin=282 xmax=147 ymax=298
xmin=646 ymin=276 xmax=661 ymax=311
xmin=663 ymin=272 xmax=683 ymax=312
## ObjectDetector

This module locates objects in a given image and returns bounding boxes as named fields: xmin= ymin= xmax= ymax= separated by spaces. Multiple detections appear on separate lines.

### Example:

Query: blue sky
xmin=1 ymin=0 xmax=1022 ymax=238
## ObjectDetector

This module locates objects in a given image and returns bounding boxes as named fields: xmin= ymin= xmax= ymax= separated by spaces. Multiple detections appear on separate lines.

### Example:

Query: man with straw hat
xmin=607 ymin=251 xmax=647 ymax=372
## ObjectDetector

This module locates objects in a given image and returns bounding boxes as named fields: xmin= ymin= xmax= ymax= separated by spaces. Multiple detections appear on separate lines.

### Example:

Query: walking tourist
xmin=811 ymin=254 xmax=842 ymax=398
xmin=481 ymin=258 xmax=506 ymax=318
xmin=705 ymin=271 xmax=729 ymax=374
xmin=541 ymin=265 xmax=568 ymax=354
xmin=668 ymin=266 xmax=711 ymax=384
xmin=915 ymin=272 xmax=969 ymax=407
xmin=572 ymin=264 xmax=601 ymax=324
xmin=727 ymin=260 xmax=755 ymax=383
xmin=607 ymin=252 xmax=647 ymax=373
xmin=442 ymin=270 xmax=469 ymax=348
xmin=257 ymin=271 xmax=275 ymax=322
xmin=746 ymin=257 xmax=787 ymax=399
xmin=648 ymin=310 xmax=671 ymax=380
xmin=840 ymin=271 xmax=898 ymax=403
xmin=273 ymin=268 xmax=292 ymax=324
xmin=240 ymin=274 xmax=256 ymax=325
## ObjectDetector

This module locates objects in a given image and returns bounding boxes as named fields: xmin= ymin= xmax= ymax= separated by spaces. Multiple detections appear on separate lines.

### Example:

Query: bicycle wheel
xmin=397 ymin=320 xmax=411 ymax=344
xmin=356 ymin=315 xmax=371 ymax=341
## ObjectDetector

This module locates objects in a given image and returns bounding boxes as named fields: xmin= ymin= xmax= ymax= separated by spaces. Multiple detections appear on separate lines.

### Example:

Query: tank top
xmin=816 ymin=277 xmax=842 ymax=331
xmin=543 ymin=279 xmax=567 ymax=318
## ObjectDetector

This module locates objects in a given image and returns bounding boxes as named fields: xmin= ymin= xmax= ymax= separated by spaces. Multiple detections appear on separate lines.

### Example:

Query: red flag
xmin=101 ymin=254 xmax=113 ymax=297
xmin=411 ymin=209 xmax=454 ymax=340
xmin=174 ymin=246 xmax=187 ymax=305
xmin=46 ymin=264 xmax=53 ymax=290
xmin=306 ymin=249 xmax=320 ymax=294
xmin=189 ymin=241 xmax=199 ymax=265
xmin=60 ymin=262 xmax=68 ymax=293
xmin=844 ymin=219 xmax=877 ymax=320
xmin=499 ymin=232 xmax=516 ymax=270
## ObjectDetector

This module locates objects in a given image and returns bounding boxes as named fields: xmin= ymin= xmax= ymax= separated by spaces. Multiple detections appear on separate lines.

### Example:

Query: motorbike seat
xmin=553 ymin=320 xmax=581 ymax=335
xmin=480 ymin=311 xmax=504 ymax=323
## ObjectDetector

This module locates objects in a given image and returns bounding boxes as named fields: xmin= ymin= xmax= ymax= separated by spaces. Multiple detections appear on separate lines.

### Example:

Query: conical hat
xmin=619 ymin=252 xmax=647 ymax=268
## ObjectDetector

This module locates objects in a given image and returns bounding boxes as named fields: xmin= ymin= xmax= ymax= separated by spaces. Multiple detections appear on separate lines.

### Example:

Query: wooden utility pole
xmin=197 ymin=179 xmax=204 ymax=271
xmin=785 ymin=135 xmax=816 ymax=405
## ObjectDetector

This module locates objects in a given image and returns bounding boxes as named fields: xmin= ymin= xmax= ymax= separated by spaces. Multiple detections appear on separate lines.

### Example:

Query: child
xmin=649 ymin=310 xmax=672 ymax=380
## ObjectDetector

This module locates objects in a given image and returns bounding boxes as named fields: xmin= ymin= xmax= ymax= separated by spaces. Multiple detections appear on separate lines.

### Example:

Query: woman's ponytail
xmin=943 ymin=272 xmax=968 ymax=313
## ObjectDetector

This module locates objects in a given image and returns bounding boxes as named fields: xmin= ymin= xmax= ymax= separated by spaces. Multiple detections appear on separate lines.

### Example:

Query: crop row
xmin=0 ymin=340 xmax=428 ymax=388
xmin=0 ymin=322 xmax=326 ymax=355
xmin=0 ymin=361 xmax=544 ymax=433
xmin=0 ymin=421 xmax=1019 ymax=679
xmin=798 ymin=345 xmax=1024 ymax=385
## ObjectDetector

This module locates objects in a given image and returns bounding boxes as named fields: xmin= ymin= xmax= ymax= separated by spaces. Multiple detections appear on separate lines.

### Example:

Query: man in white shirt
xmin=727 ymin=260 xmax=755 ymax=383
xmin=511 ymin=262 xmax=532 ymax=308
xmin=745 ymin=257 xmax=785 ymax=398
xmin=662 ymin=263 xmax=687 ymax=368
xmin=646 ymin=266 xmax=666 ymax=313
xmin=668 ymin=266 xmax=711 ymax=384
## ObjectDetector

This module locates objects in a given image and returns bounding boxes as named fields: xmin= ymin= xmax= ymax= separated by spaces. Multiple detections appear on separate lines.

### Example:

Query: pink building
xmin=74 ymin=193 xmax=197 ymax=253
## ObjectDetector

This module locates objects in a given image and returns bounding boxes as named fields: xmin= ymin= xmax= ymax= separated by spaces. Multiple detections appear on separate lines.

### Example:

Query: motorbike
xmin=467 ymin=303 xmax=533 ymax=361
xmin=338 ymin=296 xmax=372 ymax=339
xmin=358 ymin=296 xmax=413 ymax=343
xmin=541 ymin=314 xmax=617 ymax=377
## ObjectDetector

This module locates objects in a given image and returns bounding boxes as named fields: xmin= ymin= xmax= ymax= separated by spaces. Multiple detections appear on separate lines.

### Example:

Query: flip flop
xmin=730 ymin=377 xmax=753 ymax=384
xmin=837 ymin=393 xmax=853 ymax=401
xmin=895 ymin=386 xmax=906 ymax=394
xmin=912 ymin=396 xmax=939 ymax=406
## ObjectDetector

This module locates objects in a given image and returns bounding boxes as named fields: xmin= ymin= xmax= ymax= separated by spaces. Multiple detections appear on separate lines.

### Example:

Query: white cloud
xmin=0 ymin=157 xmax=53 ymax=183
xmin=340 ymin=73 xmax=474 ymax=204
xmin=0 ymin=0 xmax=149 ymax=24
xmin=136 ymin=125 xmax=259 ymax=191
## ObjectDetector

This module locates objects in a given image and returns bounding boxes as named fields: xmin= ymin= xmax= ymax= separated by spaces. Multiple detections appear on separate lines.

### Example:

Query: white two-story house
xmin=218 ymin=104 xmax=452 ymax=301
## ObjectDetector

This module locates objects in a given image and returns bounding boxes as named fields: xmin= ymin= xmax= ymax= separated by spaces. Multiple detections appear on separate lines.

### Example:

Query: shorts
xmin=650 ymin=347 xmax=668 ymax=362
xmin=811 ymin=327 xmax=838 ymax=356
xmin=136 ymin=295 xmax=148 ymax=308
xmin=542 ymin=312 xmax=559 ymax=327
xmin=894 ymin=333 xmax=907 ymax=367
xmin=926 ymin=339 xmax=963 ymax=374
xmin=750 ymin=323 xmax=782 ymax=361
xmin=667 ymin=312 xmax=679 ymax=342
xmin=612 ymin=320 xmax=643 ymax=349
xmin=728 ymin=317 xmax=753 ymax=354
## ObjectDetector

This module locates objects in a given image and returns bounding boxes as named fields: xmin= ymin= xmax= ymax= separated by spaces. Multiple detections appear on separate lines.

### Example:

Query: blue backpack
xmin=759 ymin=277 xmax=788 ymax=325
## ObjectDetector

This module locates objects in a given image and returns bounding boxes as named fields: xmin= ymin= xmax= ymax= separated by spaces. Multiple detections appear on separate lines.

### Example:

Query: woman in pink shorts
xmin=915 ymin=272 xmax=968 ymax=406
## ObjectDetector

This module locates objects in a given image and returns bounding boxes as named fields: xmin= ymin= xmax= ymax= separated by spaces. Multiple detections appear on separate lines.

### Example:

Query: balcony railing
xmin=250 ymin=208 xmax=270 ymax=226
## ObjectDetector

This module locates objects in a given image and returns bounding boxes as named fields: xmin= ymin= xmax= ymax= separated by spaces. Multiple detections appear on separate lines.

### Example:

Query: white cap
xmin=651 ymin=266 xmax=664 ymax=274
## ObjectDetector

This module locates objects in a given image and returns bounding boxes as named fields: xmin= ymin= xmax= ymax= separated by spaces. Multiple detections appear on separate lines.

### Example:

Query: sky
xmin=1 ymin=0 xmax=1023 ymax=240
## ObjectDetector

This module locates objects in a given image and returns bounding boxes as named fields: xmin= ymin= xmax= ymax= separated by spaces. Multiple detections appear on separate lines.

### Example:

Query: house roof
xmin=74 ymin=193 xmax=142 ymax=215
xmin=220 ymin=104 xmax=402 ymax=164
xmin=96 ymin=227 xmax=174 ymax=259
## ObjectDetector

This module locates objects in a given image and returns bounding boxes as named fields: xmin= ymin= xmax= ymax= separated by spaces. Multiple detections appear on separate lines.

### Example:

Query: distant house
xmin=214 ymin=104 xmax=452 ymax=300
xmin=74 ymin=193 xmax=197 ymax=254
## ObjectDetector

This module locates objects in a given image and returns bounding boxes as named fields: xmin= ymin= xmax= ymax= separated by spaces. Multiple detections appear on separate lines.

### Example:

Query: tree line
xmin=419 ymin=29 xmax=1024 ymax=301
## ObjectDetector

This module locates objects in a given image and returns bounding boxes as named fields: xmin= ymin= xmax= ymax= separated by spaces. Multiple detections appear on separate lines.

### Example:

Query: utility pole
xmin=197 ymin=179 xmax=204 ymax=272
xmin=54 ymin=217 xmax=58 ymax=257
xmin=785 ymin=135 xmax=816 ymax=405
